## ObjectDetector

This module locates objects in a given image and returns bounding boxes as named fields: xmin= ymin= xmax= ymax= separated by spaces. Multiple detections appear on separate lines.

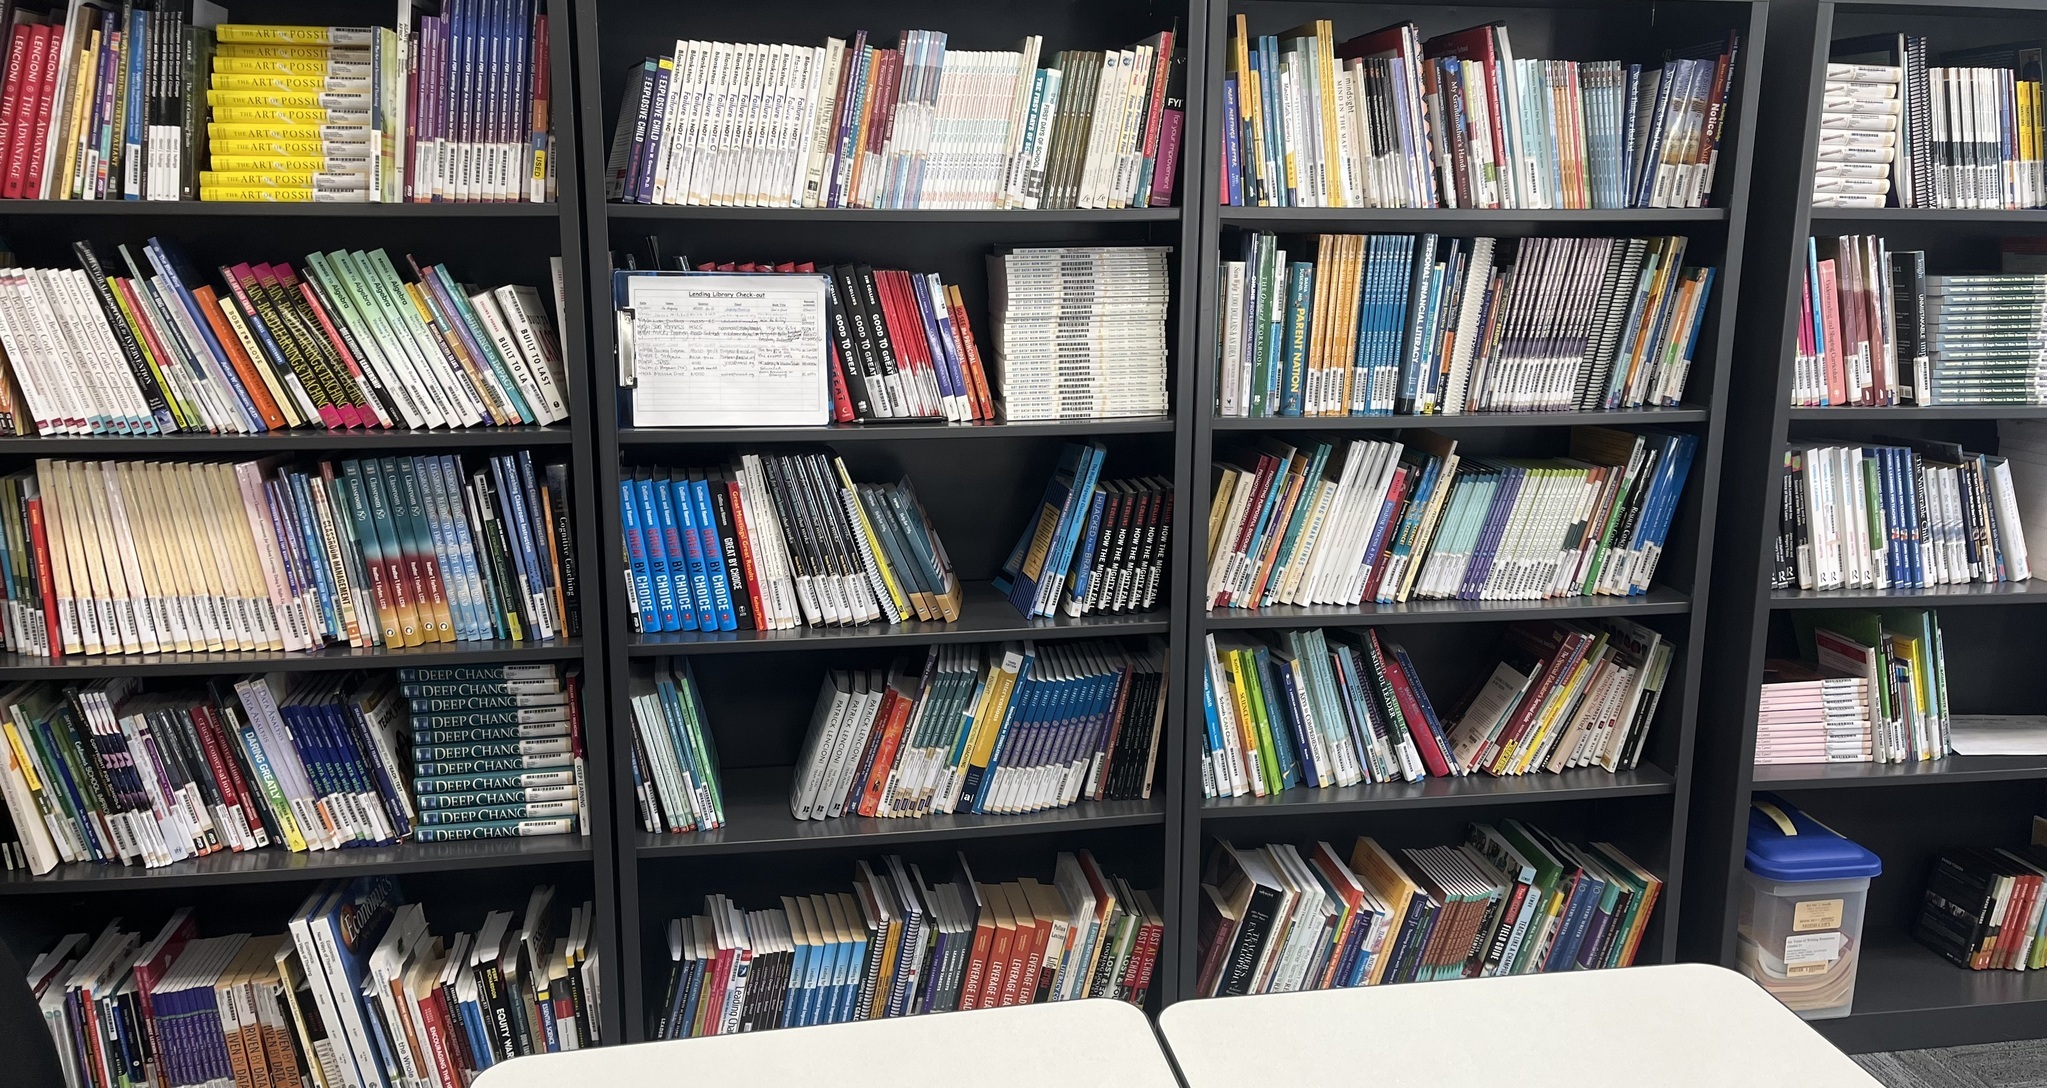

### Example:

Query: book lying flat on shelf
xmin=655 ymin=850 xmax=1160 ymax=1039
xmin=1198 ymin=826 xmax=1661 ymax=995
xmin=0 ymin=239 xmax=569 ymax=436
xmin=1223 ymin=18 xmax=1740 ymax=209
xmin=1765 ymin=609 xmax=1950 ymax=765
xmin=25 ymin=883 xmax=599 ymax=1088
xmin=988 ymin=245 xmax=1171 ymax=422
xmin=1218 ymin=233 xmax=1713 ymax=417
xmin=607 ymin=27 xmax=1185 ymax=210
xmin=785 ymin=638 xmax=1167 ymax=821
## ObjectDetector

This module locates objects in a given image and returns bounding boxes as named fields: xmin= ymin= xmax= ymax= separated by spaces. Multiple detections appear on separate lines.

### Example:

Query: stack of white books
xmin=1756 ymin=660 xmax=1874 ymax=765
xmin=987 ymin=245 xmax=1171 ymax=421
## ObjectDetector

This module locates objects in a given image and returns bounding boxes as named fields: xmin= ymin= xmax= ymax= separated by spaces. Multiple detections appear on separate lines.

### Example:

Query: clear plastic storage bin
xmin=1736 ymin=796 xmax=1881 ymax=1020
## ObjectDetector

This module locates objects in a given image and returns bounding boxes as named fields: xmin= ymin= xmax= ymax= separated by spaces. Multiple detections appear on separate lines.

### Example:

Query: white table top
xmin=1158 ymin=964 xmax=1881 ymax=1088
xmin=473 ymin=998 xmax=1179 ymax=1088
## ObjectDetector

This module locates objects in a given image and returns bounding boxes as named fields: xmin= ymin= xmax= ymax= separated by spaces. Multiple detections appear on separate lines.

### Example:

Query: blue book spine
xmin=637 ymin=476 xmax=682 ymax=632
xmin=488 ymin=455 xmax=547 ymax=632
xmin=1222 ymin=77 xmax=1242 ymax=205
xmin=619 ymin=478 xmax=660 ymax=630
xmin=121 ymin=11 xmax=147 ymax=197
xmin=668 ymin=476 xmax=717 ymax=631
xmin=1281 ymin=260 xmax=1313 ymax=416
xmin=1459 ymin=469 xmax=1524 ymax=600
xmin=691 ymin=476 xmax=738 ymax=631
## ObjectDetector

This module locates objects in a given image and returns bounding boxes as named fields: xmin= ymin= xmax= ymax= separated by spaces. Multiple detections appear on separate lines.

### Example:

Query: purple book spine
xmin=1151 ymin=107 xmax=1185 ymax=207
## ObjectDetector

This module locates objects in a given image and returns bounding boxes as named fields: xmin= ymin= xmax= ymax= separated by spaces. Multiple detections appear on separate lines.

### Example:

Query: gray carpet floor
xmin=1855 ymin=1041 xmax=2047 ymax=1087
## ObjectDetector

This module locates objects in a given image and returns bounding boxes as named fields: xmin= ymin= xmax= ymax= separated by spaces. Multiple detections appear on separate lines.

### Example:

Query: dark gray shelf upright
xmin=1169 ymin=0 xmax=1763 ymax=1006
xmin=0 ymin=0 xmax=621 ymax=1046
xmin=1688 ymin=0 xmax=2047 ymax=1054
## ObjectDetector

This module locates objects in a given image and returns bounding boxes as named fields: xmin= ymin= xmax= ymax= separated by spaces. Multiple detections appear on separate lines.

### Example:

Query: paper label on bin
xmin=1783 ymin=931 xmax=1843 ymax=975
xmin=1793 ymin=898 xmax=1844 ymax=932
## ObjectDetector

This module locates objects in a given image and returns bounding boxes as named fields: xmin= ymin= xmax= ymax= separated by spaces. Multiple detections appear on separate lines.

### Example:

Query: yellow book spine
xmin=207 ymin=122 xmax=373 ymax=140
xmin=208 ymin=73 xmax=373 ymax=92
xmin=207 ymin=156 xmax=372 ymax=174
xmin=214 ymin=42 xmax=364 ymax=60
xmin=215 ymin=25 xmax=376 ymax=46
xmin=213 ymin=55 xmax=371 ymax=75
xmin=206 ymin=90 xmax=373 ymax=109
xmin=209 ymin=106 xmax=371 ymax=125
xmin=210 ymin=138 xmax=372 ymax=159
xmin=55 ymin=35 xmax=100 ymax=199
xmin=200 ymin=170 xmax=369 ymax=187
xmin=1316 ymin=22 xmax=1343 ymax=207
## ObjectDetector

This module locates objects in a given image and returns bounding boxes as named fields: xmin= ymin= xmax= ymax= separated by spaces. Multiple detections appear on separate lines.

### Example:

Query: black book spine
xmin=763 ymin=456 xmax=829 ymax=624
xmin=543 ymin=462 xmax=580 ymax=637
xmin=854 ymin=265 xmax=905 ymax=413
xmin=1217 ymin=882 xmax=1282 ymax=996
xmin=477 ymin=957 xmax=520 ymax=1061
xmin=1141 ymin=481 xmax=1173 ymax=612
xmin=831 ymin=264 xmax=891 ymax=417
xmin=853 ymin=921 xmax=887 ymax=1020
xmin=1774 ymin=452 xmax=1797 ymax=590
xmin=823 ymin=276 xmax=875 ymax=419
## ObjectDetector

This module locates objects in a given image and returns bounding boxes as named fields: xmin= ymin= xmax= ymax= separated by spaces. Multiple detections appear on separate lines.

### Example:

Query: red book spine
xmin=723 ymin=478 xmax=768 ymax=629
xmin=186 ymin=703 xmax=253 ymax=848
xmin=827 ymin=341 xmax=857 ymax=422
xmin=956 ymin=919 xmax=995 ymax=1011
xmin=855 ymin=690 xmax=912 ymax=817
xmin=26 ymin=493 xmax=57 ymax=657
xmin=1138 ymin=32 xmax=1173 ymax=164
xmin=2 ymin=25 xmax=47 ymax=199
xmin=1372 ymin=630 xmax=1452 ymax=777
xmin=20 ymin=25 xmax=57 ymax=198
xmin=878 ymin=271 xmax=927 ymax=413
xmin=943 ymin=287 xmax=993 ymax=420
xmin=978 ymin=919 xmax=1013 ymax=1010
xmin=280 ymin=265 xmax=372 ymax=428
xmin=0 ymin=27 xmax=33 ymax=191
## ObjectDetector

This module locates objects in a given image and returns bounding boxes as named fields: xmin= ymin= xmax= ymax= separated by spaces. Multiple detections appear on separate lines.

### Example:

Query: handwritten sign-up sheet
xmin=627 ymin=274 xmax=831 ymax=427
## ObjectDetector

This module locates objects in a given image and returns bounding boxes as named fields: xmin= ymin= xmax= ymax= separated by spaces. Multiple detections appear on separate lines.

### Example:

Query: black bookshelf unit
xmin=0 ymin=0 xmax=623 ymax=1048
xmin=1689 ymin=0 xmax=2047 ymax=1054
xmin=1169 ymin=0 xmax=1762 ymax=1005
xmin=569 ymin=0 xmax=1207 ymax=1038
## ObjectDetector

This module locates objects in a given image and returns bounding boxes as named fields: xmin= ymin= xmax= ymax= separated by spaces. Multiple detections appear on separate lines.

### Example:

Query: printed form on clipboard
xmin=615 ymin=270 xmax=832 ymax=427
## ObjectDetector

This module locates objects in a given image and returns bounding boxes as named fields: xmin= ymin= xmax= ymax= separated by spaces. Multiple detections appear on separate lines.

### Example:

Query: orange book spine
xmin=855 ymin=690 xmax=914 ymax=817
xmin=193 ymin=285 xmax=291 ymax=429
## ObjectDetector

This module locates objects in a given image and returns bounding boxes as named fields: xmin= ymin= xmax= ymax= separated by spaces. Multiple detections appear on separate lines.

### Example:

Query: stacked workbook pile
xmin=1198 ymin=826 xmax=1662 ymax=995
xmin=622 ymin=455 xmax=957 ymax=634
xmin=0 ymin=453 xmax=575 ymax=659
xmin=200 ymin=24 xmax=407 ymax=202
xmin=788 ymin=638 xmax=1167 ymax=821
xmin=408 ymin=664 xmax=589 ymax=841
xmin=1771 ymin=609 xmax=1949 ymax=764
xmin=996 ymin=442 xmax=1171 ymax=620
xmin=0 ymin=240 xmax=569 ymax=436
xmin=0 ymin=674 xmax=414 ymax=875
xmin=606 ymin=28 xmax=1185 ymax=210
xmin=1756 ymin=659 xmax=1876 ymax=765
xmin=1916 ymin=829 xmax=2047 ymax=971
xmin=1775 ymin=439 xmax=2032 ymax=591
xmin=25 ymin=882 xmax=599 ymax=1088
xmin=1222 ymin=18 xmax=1740 ymax=209
xmin=1208 ymin=427 xmax=1697 ymax=610
xmin=1823 ymin=35 xmax=2047 ymax=210
xmin=625 ymin=657 xmax=726 ymax=834
xmin=987 ymin=245 xmax=1170 ymax=422
xmin=655 ymin=851 xmax=1161 ymax=1038
xmin=1201 ymin=620 xmax=1669 ymax=797
xmin=1218 ymin=233 xmax=1714 ymax=417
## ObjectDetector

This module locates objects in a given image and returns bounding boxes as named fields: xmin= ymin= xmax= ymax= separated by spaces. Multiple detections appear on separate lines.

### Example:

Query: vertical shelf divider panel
xmin=0 ymin=0 xmax=621 ymax=1048
xmin=1182 ymin=0 xmax=1762 ymax=994
xmin=1692 ymin=0 xmax=2047 ymax=1053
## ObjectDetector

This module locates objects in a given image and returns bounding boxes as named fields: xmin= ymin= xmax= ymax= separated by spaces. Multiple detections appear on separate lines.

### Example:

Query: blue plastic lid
xmin=1745 ymin=795 xmax=1882 ymax=881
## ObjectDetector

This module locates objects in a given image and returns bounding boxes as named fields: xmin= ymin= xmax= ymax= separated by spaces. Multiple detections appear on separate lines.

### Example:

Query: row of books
xmin=625 ymin=658 xmax=723 ymax=834
xmin=0 ymin=664 xmax=588 ymax=876
xmin=1198 ymin=826 xmax=1661 ymax=996
xmin=1223 ymin=18 xmax=1739 ymax=210
xmin=997 ymin=442 xmax=1172 ymax=620
xmin=405 ymin=664 xmax=588 ymax=841
xmin=1918 ymin=829 xmax=2047 ymax=972
xmin=1761 ymin=609 xmax=1949 ymax=765
xmin=656 ymin=851 xmax=1160 ymax=1038
xmin=0 ymin=240 xmax=569 ymax=437
xmin=988 ymin=245 xmax=1170 ymax=423
xmin=666 ymin=260 xmax=997 ymax=425
xmin=0 ymin=453 xmax=575 ymax=659
xmin=1819 ymin=36 xmax=2047 ymax=210
xmin=622 ymin=455 xmax=957 ymax=634
xmin=1202 ymin=619 xmax=1668 ymax=798
xmin=606 ymin=28 xmax=1185 ymax=210
xmin=1218 ymin=232 xmax=1712 ymax=417
xmin=1776 ymin=438 xmax=2033 ymax=593
xmin=29 ymin=882 xmax=598 ymax=1088
xmin=1206 ymin=427 xmax=1697 ymax=610
xmin=789 ymin=638 xmax=1167 ymax=822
